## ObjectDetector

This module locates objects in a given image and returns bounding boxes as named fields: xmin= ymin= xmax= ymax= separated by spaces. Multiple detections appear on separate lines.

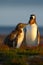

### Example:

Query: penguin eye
xmin=30 ymin=17 xmax=33 ymax=20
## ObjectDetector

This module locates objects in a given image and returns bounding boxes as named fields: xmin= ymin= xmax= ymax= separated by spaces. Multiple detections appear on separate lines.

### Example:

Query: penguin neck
xmin=30 ymin=23 xmax=36 ymax=26
xmin=20 ymin=28 xmax=24 ymax=33
xmin=18 ymin=28 xmax=24 ymax=33
xmin=29 ymin=19 xmax=36 ymax=25
xmin=21 ymin=28 xmax=23 ymax=31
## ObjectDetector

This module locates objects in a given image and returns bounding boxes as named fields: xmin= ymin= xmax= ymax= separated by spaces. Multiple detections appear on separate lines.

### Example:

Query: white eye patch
xmin=32 ymin=16 xmax=35 ymax=19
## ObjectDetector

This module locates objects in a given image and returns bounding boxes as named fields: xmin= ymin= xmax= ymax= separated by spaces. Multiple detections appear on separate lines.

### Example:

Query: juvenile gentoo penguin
xmin=4 ymin=23 xmax=27 ymax=48
xmin=26 ymin=14 xmax=40 ymax=47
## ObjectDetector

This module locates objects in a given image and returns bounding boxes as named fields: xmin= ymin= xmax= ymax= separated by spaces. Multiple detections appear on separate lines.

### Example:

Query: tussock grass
xmin=0 ymin=45 xmax=43 ymax=65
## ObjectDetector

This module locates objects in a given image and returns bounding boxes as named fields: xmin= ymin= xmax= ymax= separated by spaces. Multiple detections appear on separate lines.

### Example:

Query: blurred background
xmin=0 ymin=0 xmax=43 ymax=35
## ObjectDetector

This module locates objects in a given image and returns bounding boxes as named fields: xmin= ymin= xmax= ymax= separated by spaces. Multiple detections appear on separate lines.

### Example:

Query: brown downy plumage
xmin=4 ymin=23 xmax=27 ymax=48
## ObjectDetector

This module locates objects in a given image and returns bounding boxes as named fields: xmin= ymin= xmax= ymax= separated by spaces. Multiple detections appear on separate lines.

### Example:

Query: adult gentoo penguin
xmin=4 ymin=23 xmax=27 ymax=48
xmin=26 ymin=14 xmax=40 ymax=47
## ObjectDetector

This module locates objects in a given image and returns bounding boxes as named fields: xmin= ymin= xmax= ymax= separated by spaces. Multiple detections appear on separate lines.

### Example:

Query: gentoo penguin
xmin=4 ymin=23 xmax=27 ymax=48
xmin=26 ymin=14 xmax=40 ymax=47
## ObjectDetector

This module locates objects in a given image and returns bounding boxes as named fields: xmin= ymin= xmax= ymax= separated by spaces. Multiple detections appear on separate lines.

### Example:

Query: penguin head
xmin=16 ymin=23 xmax=27 ymax=30
xmin=30 ymin=14 xmax=36 ymax=20
xmin=29 ymin=14 xmax=36 ymax=25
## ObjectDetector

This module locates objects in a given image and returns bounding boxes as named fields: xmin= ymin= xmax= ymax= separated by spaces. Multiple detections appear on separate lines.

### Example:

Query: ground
xmin=0 ymin=35 xmax=43 ymax=65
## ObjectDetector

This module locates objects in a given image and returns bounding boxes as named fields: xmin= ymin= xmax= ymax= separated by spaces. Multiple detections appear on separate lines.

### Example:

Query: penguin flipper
xmin=37 ymin=29 xmax=40 ymax=45
xmin=9 ymin=31 xmax=17 ymax=41
xmin=4 ymin=30 xmax=18 ymax=47
xmin=12 ymin=32 xmax=18 ymax=48
xmin=13 ymin=41 xmax=17 ymax=48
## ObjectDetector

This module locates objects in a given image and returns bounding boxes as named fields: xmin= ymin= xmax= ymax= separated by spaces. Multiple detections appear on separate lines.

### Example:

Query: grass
xmin=0 ymin=35 xmax=43 ymax=65
xmin=0 ymin=44 xmax=43 ymax=65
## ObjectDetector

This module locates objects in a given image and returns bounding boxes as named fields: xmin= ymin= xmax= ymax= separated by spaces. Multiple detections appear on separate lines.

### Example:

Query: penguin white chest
xmin=30 ymin=25 xmax=37 ymax=41
xmin=18 ymin=31 xmax=24 ymax=44
xmin=17 ymin=29 xmax=24 ymax=48
xmin=26 ymin=24 xmax=37 ymax=46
